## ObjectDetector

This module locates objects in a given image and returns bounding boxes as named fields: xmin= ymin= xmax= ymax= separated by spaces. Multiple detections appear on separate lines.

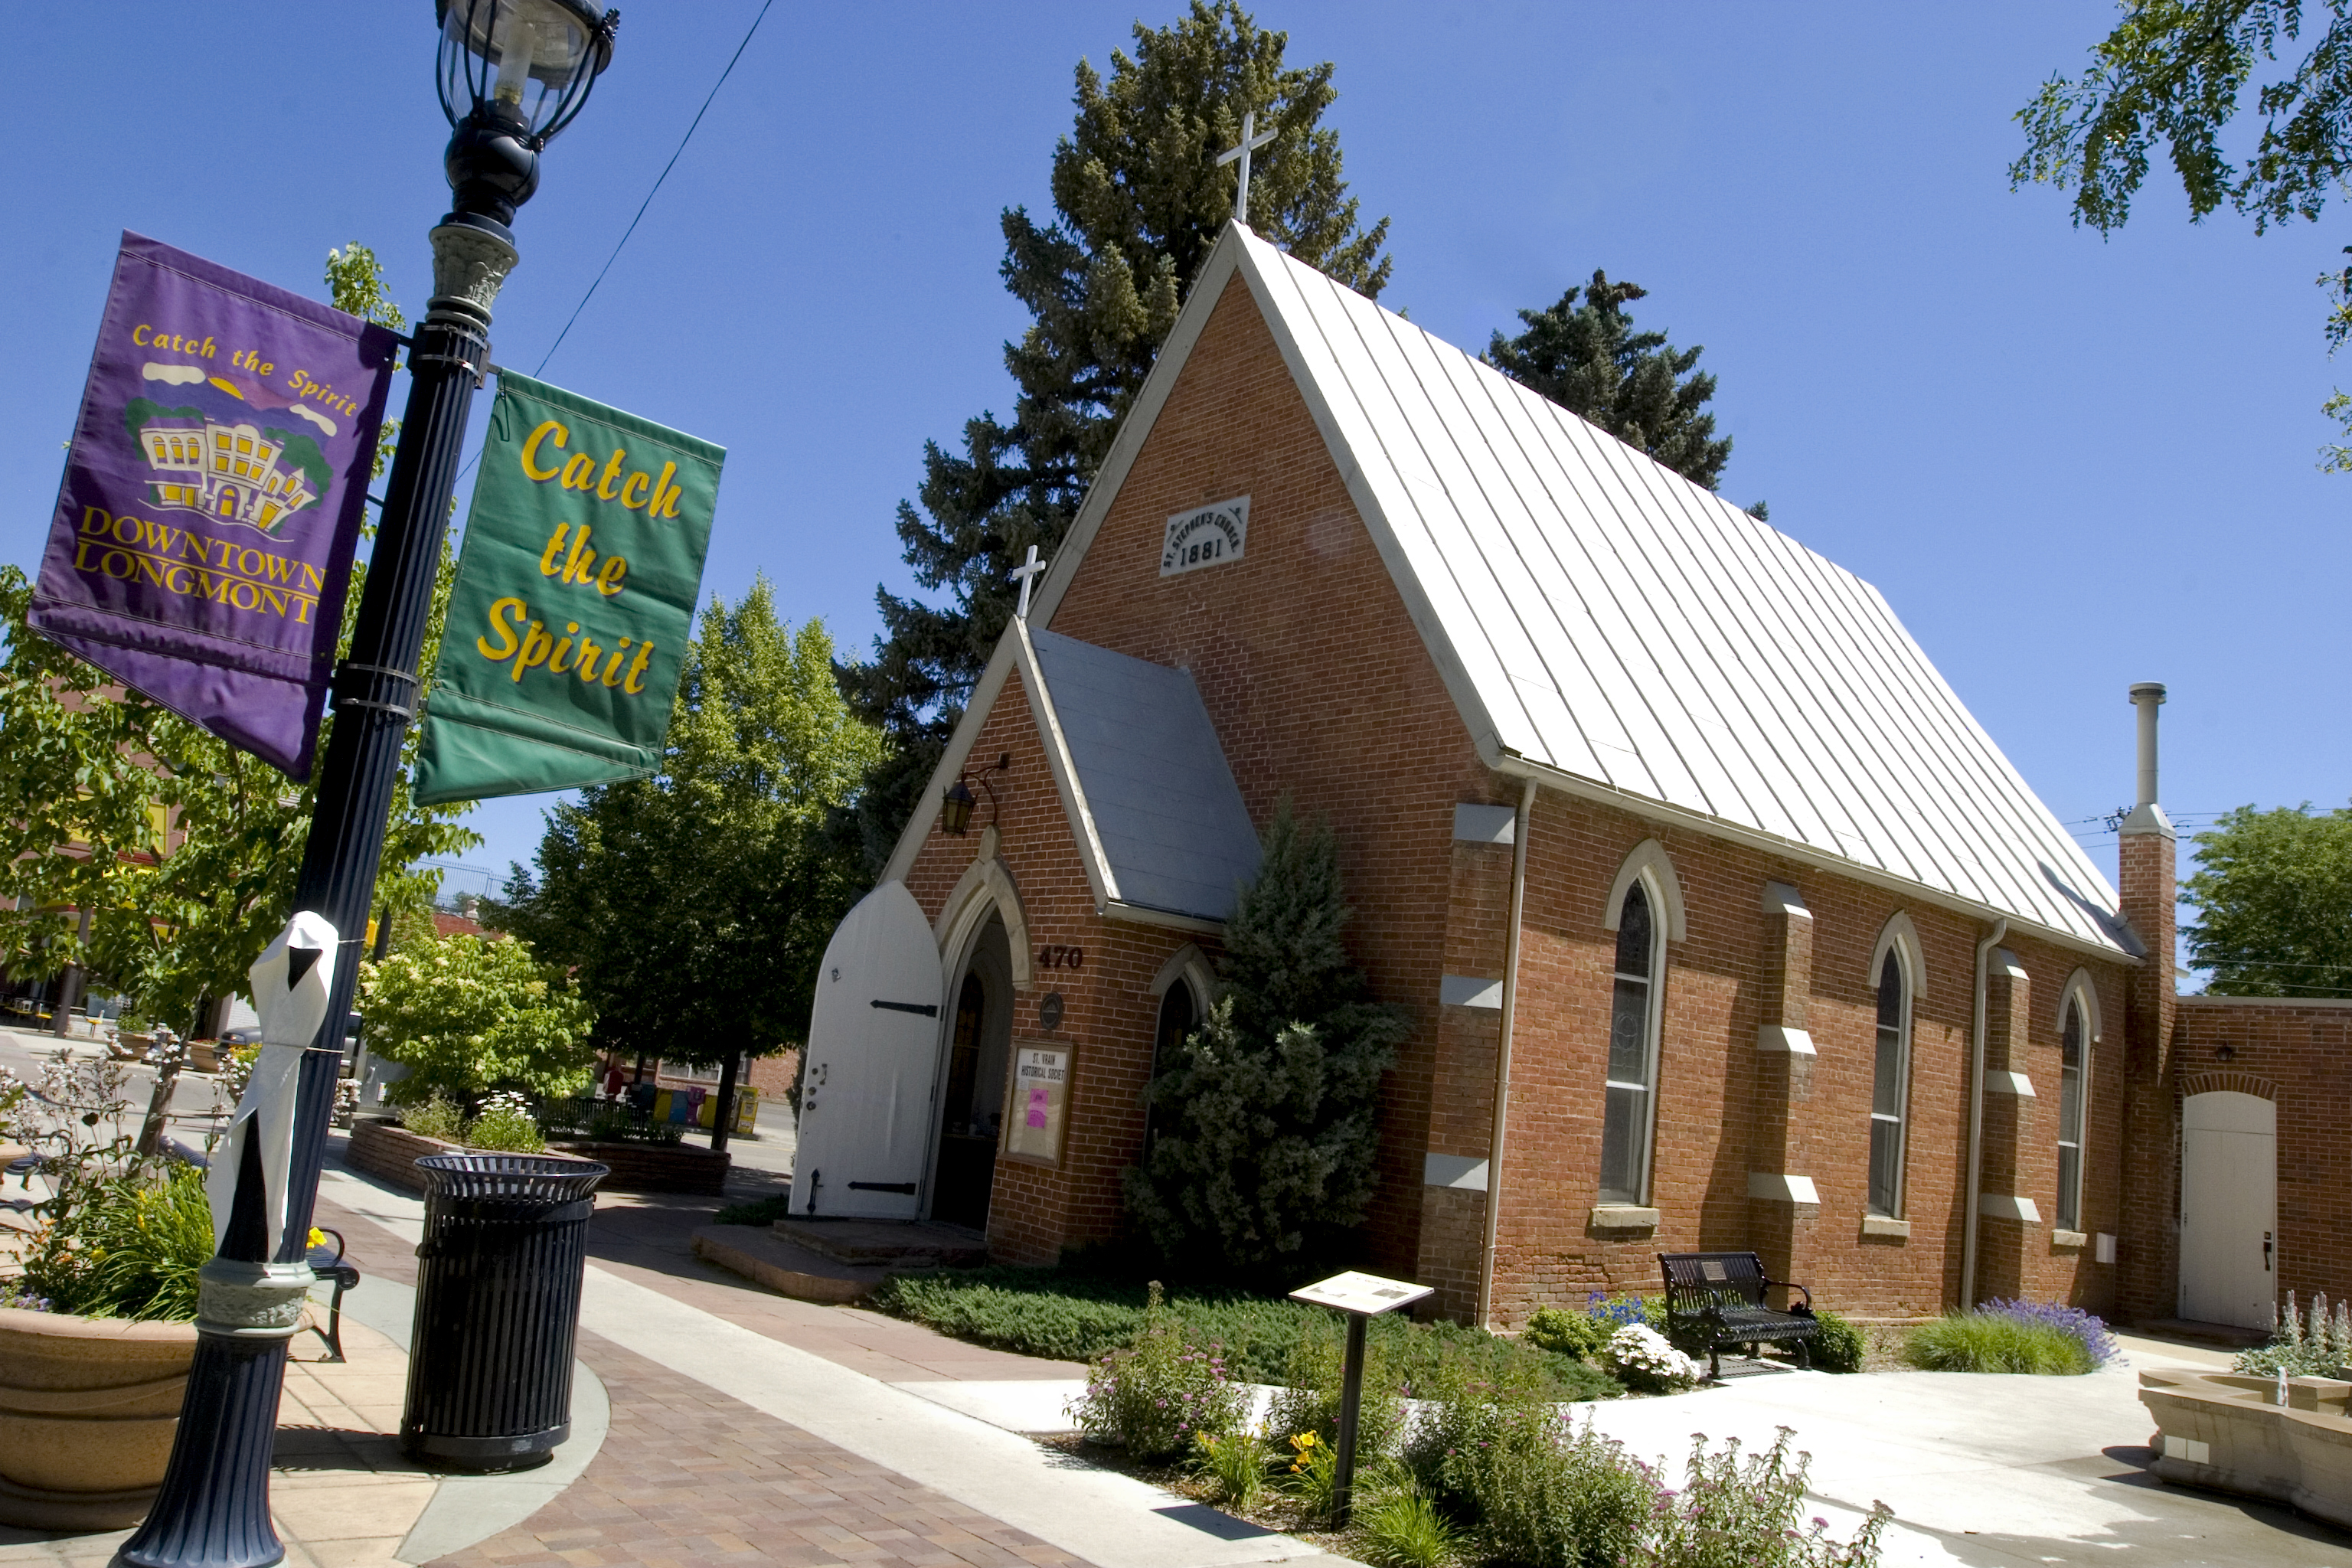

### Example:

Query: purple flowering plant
xmin=1065 ymin=1281 xmax=1249 ymax=1460
xmin=1975 ymin=1298 xmax=2118 ymax=1367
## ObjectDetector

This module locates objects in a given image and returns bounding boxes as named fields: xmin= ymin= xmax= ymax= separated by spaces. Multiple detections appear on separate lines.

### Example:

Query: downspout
xmin=1960 ymin=916 xmax=2008 ymax=1312
xmin=1475 ymin=778 xmax=1539 ymax=1329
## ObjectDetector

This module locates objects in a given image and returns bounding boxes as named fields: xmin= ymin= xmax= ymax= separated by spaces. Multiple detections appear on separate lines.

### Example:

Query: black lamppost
xmin=120 ymin=8 xmax=616 ymax=1566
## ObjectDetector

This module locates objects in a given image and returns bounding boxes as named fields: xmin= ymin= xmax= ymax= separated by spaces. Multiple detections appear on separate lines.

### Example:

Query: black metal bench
xmin=1658 ymin=1251 xmax=1817 ymax=1380
xmin=305 ymin=1227 xmax=361 ymax=1364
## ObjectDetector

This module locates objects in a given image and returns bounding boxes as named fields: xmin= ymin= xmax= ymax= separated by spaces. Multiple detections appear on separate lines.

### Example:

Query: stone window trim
xmin=2056 ymin=991 xmax=2092 ymax=1234
xmin=1602 ymin=838 xmax=1687 ymax=943
xmin=1599 ymin=844 xmax=1676 ymax=1207
xmin=936 ymin=853 xmax=1034 ymax=993
xmin=1147 ymin=942 xmax=1217 ymax=1012
xmin=2054 ymin=967 xmax=2103 ymax=1045
xmin=1867 ymin=913 xmax=1920 ymax=1221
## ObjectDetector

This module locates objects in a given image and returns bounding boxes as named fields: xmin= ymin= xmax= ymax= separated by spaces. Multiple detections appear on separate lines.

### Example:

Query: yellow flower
xmin=306 ymin=1227 xmax=327 ymax=1250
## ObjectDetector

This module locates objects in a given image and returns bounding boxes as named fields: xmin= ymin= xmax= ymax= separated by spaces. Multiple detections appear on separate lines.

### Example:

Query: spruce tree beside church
xmin=1125 ymin=807 xmax=1405 ymax=1273
xmin=1485 ymin=270 xmax=1735 ymax=492
xmin=838 ymin=0 xmax=1391 ymax=870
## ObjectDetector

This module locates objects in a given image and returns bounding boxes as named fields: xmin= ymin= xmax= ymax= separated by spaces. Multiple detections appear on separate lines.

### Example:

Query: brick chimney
xmin=2115 ymin=681 xmax=2179 ymax=1318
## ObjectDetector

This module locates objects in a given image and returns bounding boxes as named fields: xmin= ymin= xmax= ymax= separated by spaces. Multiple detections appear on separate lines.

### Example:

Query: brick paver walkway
xmin=432 ymin=1334 xmax=1085 ymax=1568
xmin=312 ymin=1194 xmax=1092 ymax=1568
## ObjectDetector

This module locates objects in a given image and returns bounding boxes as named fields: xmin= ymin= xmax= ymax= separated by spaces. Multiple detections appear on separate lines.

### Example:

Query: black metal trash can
xmin=401 ymin=1153 xmax=609 ymax=1471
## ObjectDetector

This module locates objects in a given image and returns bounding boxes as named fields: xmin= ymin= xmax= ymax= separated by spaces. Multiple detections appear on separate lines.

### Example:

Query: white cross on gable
xmin=1216 ymin=109 xmax=1276 ymax=228
xmin=1010 ymin=544 xmax=1047 ymax=620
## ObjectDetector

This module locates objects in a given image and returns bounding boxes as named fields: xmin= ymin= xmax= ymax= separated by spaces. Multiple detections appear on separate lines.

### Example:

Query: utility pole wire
xmin=533 ymin=0 xmax=779 ymax=377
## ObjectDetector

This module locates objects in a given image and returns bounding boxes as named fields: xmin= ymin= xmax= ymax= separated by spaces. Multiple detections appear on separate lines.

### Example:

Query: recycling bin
xmin=400 ymin=1153 xmax=608 ymax=1471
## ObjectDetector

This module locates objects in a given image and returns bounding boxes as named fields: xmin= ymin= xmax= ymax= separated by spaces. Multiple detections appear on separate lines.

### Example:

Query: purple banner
xmin=29 ymin=232 xmax=397 ymax=778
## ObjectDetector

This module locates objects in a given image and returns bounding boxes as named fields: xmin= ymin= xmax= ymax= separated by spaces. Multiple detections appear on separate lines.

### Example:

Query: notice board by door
xmin=2179 ymin=1090 xmax=2277 ymax=1330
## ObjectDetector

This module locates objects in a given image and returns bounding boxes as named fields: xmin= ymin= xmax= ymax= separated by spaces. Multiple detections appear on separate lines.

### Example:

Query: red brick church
xmin=790 ymin=222 xmax=2321 ymax=1332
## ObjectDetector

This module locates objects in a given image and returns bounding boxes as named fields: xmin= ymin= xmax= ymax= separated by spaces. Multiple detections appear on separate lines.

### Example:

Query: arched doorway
xmin=932 ymin=913 xmax=1012 ymax=1230
xmin=2180 ymin=1090 xmax=2278 ymax=1329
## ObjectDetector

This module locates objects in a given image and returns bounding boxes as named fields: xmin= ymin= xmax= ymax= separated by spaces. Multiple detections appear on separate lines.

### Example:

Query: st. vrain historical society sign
xmin=411 ymin=371 xmax=722 ymax=805
xmin=31 ymin=233 xmax=397 ymax=778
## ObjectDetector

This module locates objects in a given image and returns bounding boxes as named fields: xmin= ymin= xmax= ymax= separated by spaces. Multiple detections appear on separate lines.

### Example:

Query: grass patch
xmin=1903 ymin=1310 xmax=2097 ymax=1374
xmin=871 ymin=1265 xmax=1615 ymax=1396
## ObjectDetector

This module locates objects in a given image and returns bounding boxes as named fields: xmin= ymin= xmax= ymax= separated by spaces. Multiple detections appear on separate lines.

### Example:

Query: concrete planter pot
xmin=2141 ymin=1367 xmax=2352 ymax=1530
xmin=0 ymin=1306 xmax=199 ymax=1528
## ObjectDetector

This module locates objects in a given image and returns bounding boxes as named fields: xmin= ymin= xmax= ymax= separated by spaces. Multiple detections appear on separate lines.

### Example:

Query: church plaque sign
xmin=1161 ymin=495 xmax=1249 ymax=577
xmin=1003 ymin=1041 xmax=1075 ymax=1165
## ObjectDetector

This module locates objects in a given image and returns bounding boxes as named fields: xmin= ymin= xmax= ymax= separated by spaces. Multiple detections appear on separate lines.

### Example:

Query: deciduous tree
xmin=2183 ymin=802 xmax=2352 ymax=995
xmin=2011 ymin=2 xmax=2352 ymax=467
xmin=492 ymin=579 xmax=881 ymax=1146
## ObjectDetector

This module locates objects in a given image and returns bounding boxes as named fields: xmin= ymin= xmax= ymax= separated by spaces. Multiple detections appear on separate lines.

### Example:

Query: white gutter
xmin=1960 ymin=916 xmax=2008 ymax=1312
xmin=1475 ymin=778 xmax=1538 ymax=1329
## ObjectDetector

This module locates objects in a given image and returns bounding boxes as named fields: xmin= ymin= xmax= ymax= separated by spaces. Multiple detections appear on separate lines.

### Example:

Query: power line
xmin=531 ymin=0 xmax=776 ymax=377
xmin=441 ymin=0 xmax=776 ymax=493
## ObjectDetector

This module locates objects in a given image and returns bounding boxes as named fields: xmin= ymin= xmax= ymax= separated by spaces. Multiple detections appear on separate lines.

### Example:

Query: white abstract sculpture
xmin=207 ymin=911 xmax=338 ymax=1252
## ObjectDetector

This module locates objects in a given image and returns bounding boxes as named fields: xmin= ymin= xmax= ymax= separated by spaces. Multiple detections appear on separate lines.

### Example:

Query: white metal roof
xmin=1027 ymin=224 xmax=2135 ymax=958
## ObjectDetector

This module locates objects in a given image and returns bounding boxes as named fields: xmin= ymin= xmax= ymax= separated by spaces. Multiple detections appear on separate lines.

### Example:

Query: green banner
xmin=413 ymin=371 xmax=721 ymax=805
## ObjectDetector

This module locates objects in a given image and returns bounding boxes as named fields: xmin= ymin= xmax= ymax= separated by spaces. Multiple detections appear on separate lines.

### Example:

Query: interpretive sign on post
xmin=1288 ymin=1269 xmax=1435 ymax=1524
xmin=412 ymin=371 xmax=721 ymax=804
xmin=30 ymin=231 xmax=397 ymax=778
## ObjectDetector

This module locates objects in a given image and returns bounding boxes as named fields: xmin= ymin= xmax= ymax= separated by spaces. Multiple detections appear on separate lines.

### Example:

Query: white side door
xmin=789 ymin=881 xmax=942 ymax=1220
xmin=2180 ymin=1090 xmax=2278 ymax=1329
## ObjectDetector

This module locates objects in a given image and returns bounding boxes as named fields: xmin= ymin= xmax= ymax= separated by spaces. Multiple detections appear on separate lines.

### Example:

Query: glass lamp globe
xmin=435 ymin=0 xmax=618 ymax=226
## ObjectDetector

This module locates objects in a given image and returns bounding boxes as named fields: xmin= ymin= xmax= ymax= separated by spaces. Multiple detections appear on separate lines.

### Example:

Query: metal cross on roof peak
xmin=1011 ymin=544 xmax=1047 ymax=621
xmin=1216 ymin=109 xmax=1277 ymax=229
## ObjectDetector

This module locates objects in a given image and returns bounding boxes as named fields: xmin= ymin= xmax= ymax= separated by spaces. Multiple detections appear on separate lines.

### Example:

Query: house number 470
xmin=1037 ymin=944 xmax=1085 ymax=970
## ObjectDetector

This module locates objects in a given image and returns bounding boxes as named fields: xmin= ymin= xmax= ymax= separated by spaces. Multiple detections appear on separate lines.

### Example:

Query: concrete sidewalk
xmin=311 ymin=1142 xmax=2352 ymax=1568
xmin=318 ymin=1161 xmax=1357 ymax=1568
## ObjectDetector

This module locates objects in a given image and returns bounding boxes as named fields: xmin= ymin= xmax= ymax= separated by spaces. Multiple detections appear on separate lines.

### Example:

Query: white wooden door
xmin=2180 ymin=1090 xmax=2277 ymax=1330
xmin=789 ymin=881 xmax=943 ymax=1220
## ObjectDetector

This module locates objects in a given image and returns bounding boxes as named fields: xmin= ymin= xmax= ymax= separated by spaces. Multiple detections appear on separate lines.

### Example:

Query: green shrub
xmin=1419 ymin=1400 xmax=1653 ymax=1568
xmin=361 ymin=934 xmax=597 ymax=1105
xmin=872 ymin=1266 xmax=1615 ymax=1397
xmin=1124 ymin=807 xmax=1406 ymax=1272
xmin=1903 ymin=1311 xmax=2095 ymax=1374
xmin=1636 ymin=1428 xmax=1890 ymax=1567
xmin=466 ymin=1091 xmax=545 ymax=1153
xmin=1067 ymin=1283 xmax=1249 ymax=1459
xmin=398 ymin=1091 xmax=463 ymax=1143
xmin=1807 ymin=1308 xmax=1866 ymax=1374
xmin=1193 ymin=1428 xmax=1272 ymax=1509
xmin=2236 ymin=1290 xmax=2347 ymax=1377
xmin=1524 ymin=1305 xmax=1609 ymax=1361
xmin=1354 ymin=1474 xmax=1465 ymax=1568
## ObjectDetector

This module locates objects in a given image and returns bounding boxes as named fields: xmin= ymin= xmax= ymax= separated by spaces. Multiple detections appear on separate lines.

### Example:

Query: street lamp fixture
xmin=119 ymin=11 xmax=616 ymax=1567
xmin=437 ymin=0 xmax=618 ymax=228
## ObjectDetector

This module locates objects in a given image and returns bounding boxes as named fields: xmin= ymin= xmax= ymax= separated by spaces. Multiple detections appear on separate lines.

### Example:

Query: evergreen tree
xmin=1485 ymin=270 xmax=1735 ymax=492
xmin=1125 ymin=806 xmax=1404 ymax=1272
xmin=838 ymin=0 xmax=1391 ymax=869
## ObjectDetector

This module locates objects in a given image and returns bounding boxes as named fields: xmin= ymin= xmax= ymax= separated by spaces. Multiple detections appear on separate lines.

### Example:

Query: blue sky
xmin=5 ymin=4 xmax=2343 ymax=947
